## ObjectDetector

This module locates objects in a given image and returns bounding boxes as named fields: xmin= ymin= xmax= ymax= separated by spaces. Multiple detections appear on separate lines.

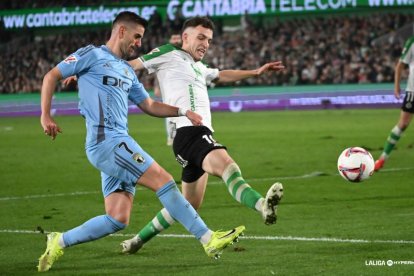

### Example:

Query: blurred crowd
xmin=0 ymin=12 xmax=413 ymax=94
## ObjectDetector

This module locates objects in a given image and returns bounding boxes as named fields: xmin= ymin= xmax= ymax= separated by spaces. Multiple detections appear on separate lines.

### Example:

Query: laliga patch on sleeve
xmin=63 ymin=55 xmax=78 ymax=64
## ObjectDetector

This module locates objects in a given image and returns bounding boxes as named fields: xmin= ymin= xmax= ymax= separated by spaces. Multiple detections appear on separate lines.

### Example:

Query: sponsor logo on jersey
xmin=103 ymin=75 xmax=131 ymax=93
xmin=63 ymin=55 xmax=77 ymax=64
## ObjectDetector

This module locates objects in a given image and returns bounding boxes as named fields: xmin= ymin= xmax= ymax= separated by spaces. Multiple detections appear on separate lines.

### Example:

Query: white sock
xmin=199 ymin=230 xmax=213 ymax=245
xmin=255 ymin=198 xmax=264 ymax=212
xmin=58 ymin=234 xmax=66 ymax=248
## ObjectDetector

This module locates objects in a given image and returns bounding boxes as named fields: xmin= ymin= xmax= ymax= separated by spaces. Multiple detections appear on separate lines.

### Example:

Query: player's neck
xmin=181 ymin=46 xmax=198 ymax=62
xmin=105 ymin=41 xmax=121 ymax=59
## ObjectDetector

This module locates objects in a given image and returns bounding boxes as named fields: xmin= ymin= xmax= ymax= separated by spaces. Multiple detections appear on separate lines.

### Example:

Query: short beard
xmin=122 ymin=47 xmax=140 ymax=61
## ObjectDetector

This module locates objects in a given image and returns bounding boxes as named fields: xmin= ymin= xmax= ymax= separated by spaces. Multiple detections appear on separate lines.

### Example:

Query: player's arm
xmin=394 ymin=60 xmax=405 ymax=99
xmin=40 ymin=66 xmax=63 ymax=140
xmin=138 ymin=97 xmax=202 ymax=126
xmin=216 ymin=61 xmax=285 ymax=83
xmin=62 ymin=75 xmax=77 ymax=87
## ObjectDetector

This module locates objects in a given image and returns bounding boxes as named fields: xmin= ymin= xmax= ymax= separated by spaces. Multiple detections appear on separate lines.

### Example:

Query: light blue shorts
xmin=86 ymin=135 xmax=154 ymax=197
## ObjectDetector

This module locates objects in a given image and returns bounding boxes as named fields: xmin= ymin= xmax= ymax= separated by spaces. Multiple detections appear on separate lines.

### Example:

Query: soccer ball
xmin=337 ymin=147 xmax=374 ymax=182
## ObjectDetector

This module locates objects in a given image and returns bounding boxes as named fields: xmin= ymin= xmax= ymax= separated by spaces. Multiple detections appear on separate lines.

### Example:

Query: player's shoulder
xmin=61 ymin=45 xmax=99 ymax=65
xmin=402 ymin=37 xmax=414 ymax=58
xmin=198 ymin=60 xmax=210 ymax=67
xmin=197 ymin=60 xmax=217 ymax=72
xmin=141 ymin=43 xmax=180 ymax=61
xmin=405 ymin=36 xmax=414 ymax=44
xmin=74 ymin=44 xmax=100 ymax=57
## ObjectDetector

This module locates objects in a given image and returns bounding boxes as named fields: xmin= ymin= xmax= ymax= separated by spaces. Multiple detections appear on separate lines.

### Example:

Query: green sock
xmin=382 ymin=126 xmax=403 ymax=158
xmin=222 ymin=163 xmax=262 ymax=211
xmin=138 ymin=208 xmax=175 ymax=243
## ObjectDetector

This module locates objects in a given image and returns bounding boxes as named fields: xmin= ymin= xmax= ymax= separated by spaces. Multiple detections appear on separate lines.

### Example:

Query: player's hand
xmin=186 ymin=110 xmax=203 ymax=126
xmin=394 ymin=86 xmax=401 ymax=99
xmin=62 ymin=76 xmax=77 ymax=87
xmin=257 ymin=61 xmax=285 ymax=75
xmin=40 ymin=114 xmax=62 ymax=140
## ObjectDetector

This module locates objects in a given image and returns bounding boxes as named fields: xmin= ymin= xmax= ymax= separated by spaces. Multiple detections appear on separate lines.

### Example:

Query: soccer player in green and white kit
xmin=375 ymin=36 xmax=414 ymax=171
xmin=153 ymin=32 xmax=182 ymax=146
xmin=121 ymin=16 xmax=285 ymax=254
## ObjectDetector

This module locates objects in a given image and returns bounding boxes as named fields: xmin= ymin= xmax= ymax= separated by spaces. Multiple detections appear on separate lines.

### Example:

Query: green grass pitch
xmin=0 ymin=109 xmax=413 ymax=275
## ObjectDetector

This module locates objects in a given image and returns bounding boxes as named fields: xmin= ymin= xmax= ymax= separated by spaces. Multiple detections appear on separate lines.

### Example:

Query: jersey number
xmin=119 ymin=142 xmax=133 ymax=154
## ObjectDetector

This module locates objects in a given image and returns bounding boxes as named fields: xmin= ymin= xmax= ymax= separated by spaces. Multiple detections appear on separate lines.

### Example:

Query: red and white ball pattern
xmin=337 ymin=147 xmax=375 ymax=182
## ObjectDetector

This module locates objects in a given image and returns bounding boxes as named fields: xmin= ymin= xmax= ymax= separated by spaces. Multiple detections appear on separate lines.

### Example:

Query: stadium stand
xmin=0 ymin=11 xmax=413 ymax=94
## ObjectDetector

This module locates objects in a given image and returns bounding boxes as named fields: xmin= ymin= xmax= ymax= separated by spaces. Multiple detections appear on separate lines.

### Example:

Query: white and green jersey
xmin=139 ymin=44 xmax=219 ymax=131
xmin=401 ymin=36 xmax=414 ymax=92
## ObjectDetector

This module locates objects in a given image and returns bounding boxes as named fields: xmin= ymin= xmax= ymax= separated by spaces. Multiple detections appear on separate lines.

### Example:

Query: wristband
xmin=178 ymin=108 xmax=187 ymax=116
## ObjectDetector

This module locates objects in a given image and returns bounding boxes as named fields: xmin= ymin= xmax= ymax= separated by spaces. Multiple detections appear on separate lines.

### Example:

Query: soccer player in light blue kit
xmin=38 ymin=12 xmax=244 ymax=272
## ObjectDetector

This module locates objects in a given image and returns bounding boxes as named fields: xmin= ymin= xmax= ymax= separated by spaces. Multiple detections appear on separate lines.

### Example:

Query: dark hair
xmin=112 ymin=11 xmax=148 ymax=29
xmin=181 ymin=16 xmax=215 ymax=34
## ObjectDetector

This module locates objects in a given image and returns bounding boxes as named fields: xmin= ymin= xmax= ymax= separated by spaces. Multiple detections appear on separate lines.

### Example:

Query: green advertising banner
xmin=1 ymin=0 xmax=413 ymax=29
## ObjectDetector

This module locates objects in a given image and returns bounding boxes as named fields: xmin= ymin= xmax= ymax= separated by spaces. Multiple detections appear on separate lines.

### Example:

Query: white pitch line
xmin=0 ymin=191 xmax=99 ymax=201
xmin=1 ymin=167 xmax=413 ymax=202
xmin=207 ymin=171 xmax=329 ymax=185
xmin=1 ymin=229 xmax=413 ymax=245
xmin=203 ymin=167 xmax=414 ymax=185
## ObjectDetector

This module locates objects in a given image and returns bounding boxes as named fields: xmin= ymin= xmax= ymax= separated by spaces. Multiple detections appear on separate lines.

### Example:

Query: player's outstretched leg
xmin=374 ymin=158 xmax=385 ymax=171
xmin=38 ymin=232 xmax=64 ymax=272
xmin=375 ymin=125 xmax=403 ymax=171
xmin=203 ymin=225 xmax=245 ymax=259
xmin=121 ymin=235 xmax=144 ymax=254
xmin=261 ymin=183 xmax=284 ymax=225
xmin=222 ymin=163 xmax=284 ymax=224
xmin=120 ymin=210 xmax=245 ymax=259
xmin=121 ymin=208 xmax=174 ymax=254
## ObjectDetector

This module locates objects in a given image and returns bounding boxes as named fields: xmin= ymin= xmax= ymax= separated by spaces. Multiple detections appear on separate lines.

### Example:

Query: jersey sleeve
xmin=201 ymin=63 xmax=219 ymax=85
xmin=57 ymin=45 xmax=97 ymax=79
xmin=128 ymin=78 xmax=150 ymax=105
xmin=401 ymin=37 xmax=414 ymax=64
xmin=139 ymin=44 xmax=175 ymax=74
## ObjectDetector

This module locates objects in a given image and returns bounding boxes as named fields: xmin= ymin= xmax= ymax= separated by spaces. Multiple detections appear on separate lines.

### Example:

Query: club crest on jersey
xmin=124 ymin=68 xmax=129 ymax=77
xmin=63 ymin=55 xmax=77 ymax=64
xmin=132 ymin=153 xmax=145 ymax=164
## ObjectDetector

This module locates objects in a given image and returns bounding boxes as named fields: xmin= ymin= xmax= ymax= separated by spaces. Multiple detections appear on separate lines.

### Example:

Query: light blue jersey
xmin=57 ymin=45 xmax=149 ymax=148
xmin=57 ymin=45 xmax=153 ymax=196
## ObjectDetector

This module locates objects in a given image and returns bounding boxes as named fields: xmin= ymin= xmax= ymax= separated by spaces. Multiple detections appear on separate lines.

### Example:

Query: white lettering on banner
xmin=3 ymin=0 xmax=414 ymax=29
xmin=175 ymin=0 xmax=266 ymax=20
xmin=167 ymin=0 xmax=180 ymax=20
xmin=305 ymin=0 xmax=317 ymax=11
xmin=289 ymin=95 xmax=402 ymax=105
xmin=2 ymin=5 xmax=157 ymax=29
xmin=280 ymin=0 xmax=356 ymax=12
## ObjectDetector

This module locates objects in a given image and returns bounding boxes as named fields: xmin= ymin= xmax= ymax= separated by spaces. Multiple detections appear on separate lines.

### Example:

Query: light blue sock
xmin=62 ymin=214 xmax=126 ymax=247
xmin=156 ymin=181 xmax=209 ymax=239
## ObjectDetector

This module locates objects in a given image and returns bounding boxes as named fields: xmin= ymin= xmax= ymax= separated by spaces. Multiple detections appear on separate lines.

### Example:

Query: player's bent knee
xmin=105 ymin=214 xmax=127 ymax=231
